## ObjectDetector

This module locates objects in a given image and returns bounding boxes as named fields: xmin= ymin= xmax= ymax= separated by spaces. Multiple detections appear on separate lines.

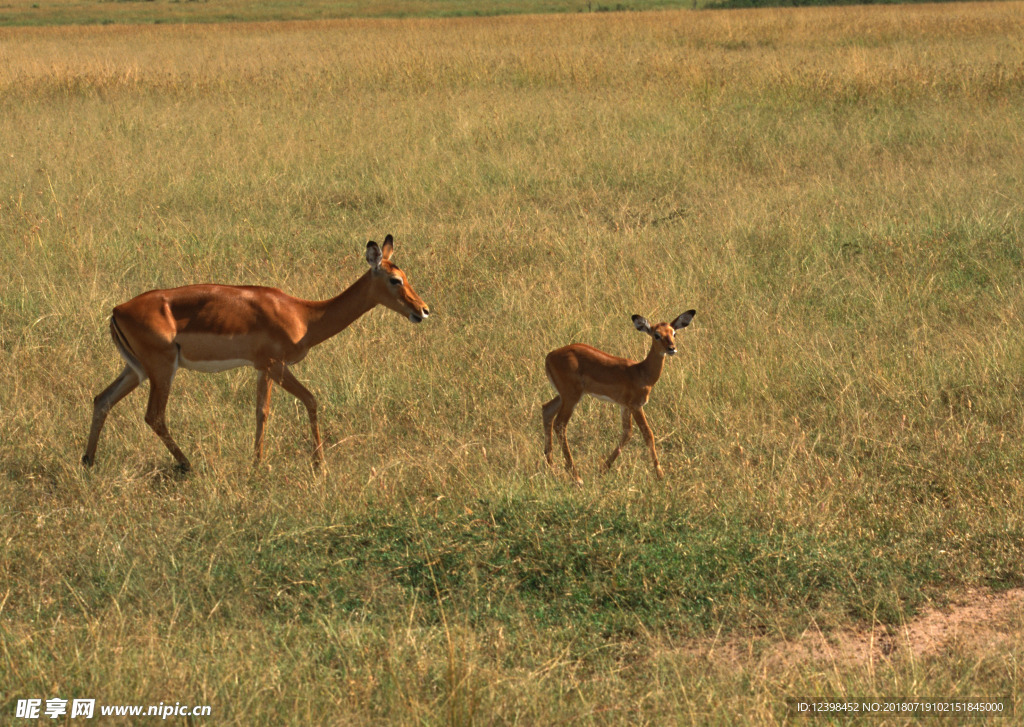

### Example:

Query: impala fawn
xmin=542 ymin=310 xmax=696 ymax=484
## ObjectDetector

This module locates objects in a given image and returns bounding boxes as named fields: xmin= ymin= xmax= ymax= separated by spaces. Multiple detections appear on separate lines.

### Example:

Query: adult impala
xmin=83 ymin=235 xmax=430 ymax=471
xmin=542 ymin=310 xmax=695 ymax=484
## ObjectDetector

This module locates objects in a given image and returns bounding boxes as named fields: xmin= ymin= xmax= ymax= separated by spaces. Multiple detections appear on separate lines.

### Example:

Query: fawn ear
xmin=366 ymin=241 xmax=382 ymax=268
xmin=671 ymin=310 xmax=696 ymax=330
xmin=380 ymin=234 xmax=395 ymax=261
xmin=632 ymin=315 xmax=652 ymax=334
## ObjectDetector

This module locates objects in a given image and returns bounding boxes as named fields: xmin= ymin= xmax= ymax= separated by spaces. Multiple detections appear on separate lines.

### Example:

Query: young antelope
xmin=542 ymin=310 xmax=696 ymax=484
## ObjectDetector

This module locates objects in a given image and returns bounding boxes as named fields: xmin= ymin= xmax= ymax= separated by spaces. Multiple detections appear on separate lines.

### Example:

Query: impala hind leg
xmin=604 ymin=406 xmax=633 ymax=472
xmin=269 ymin=364 xmax=323 ymax=466
xmin=82 ymin=365 xmax=142 ymax=467
xmin=541 ymin=396 xmax=561 ymax=466
xmin=143 ymin=361 xmax=192 ymax=472
xmin=632 ymin=408 xmax=663 ymax=478
xmin=552 ymin=396 xmax=582 ymax=485
xmin=253 ymin=370 xmax=273 ymax=464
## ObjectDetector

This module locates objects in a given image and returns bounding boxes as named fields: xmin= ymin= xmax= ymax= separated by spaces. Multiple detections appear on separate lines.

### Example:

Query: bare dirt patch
xmin=696 ymin=589 xmax=1024 ymax=669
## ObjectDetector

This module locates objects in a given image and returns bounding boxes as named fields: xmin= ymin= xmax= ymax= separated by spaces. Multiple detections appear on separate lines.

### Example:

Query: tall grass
xmin=0 ymin=0 xmax=713 ymax=28
xmin=2 ymin=3 xmax=1024 ymax=723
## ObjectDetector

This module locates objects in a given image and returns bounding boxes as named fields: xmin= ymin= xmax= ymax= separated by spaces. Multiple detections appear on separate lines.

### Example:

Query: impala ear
xmin=366 ymin=241 xmax=382 ymax=268
xmin=380 ymin=234 xmax=394 ymax=261
xmin=671 ymin=310 xmax=696 ymax=330
xmin=632 ymin=315 xmax=652 ymax=334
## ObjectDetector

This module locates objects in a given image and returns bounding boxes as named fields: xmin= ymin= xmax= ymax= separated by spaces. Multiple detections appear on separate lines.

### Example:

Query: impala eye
xmin=390 ymin=278 xmax=403 ymax=286
xmin=653 ymin=333 xmax=661 ymax=340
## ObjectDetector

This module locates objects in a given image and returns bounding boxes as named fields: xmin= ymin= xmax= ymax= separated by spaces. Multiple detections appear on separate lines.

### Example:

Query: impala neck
xmin=304 ymin=271 xmax=377 ymax=349
xmin=636 ymin=340 xmax=669 ymax=387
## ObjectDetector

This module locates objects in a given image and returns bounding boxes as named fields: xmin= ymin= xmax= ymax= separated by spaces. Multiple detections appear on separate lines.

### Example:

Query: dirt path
xmin=698 ymin=588 xmax=1024 ymax=669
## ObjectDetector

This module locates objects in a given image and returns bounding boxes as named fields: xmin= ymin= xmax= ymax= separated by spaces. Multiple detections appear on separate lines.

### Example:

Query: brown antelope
xmin=83 ymin=235 xmax=430 ymax=471
xmin=542 ymin=310 xmax=696 ymax=484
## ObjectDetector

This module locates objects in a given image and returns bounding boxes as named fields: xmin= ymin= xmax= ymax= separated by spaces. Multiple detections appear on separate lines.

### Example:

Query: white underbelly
xmin=178 ymin=354 xmax=252 ymax=373
xmin=588 ymin=393 xmax=621 ymax=405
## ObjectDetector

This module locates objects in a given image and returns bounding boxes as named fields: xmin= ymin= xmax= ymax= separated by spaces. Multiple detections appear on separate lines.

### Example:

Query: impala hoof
xmin=81 ymin=454 xmax=94 ymax=468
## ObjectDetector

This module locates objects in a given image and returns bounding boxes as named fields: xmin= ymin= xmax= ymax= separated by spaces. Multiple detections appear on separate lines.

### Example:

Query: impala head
xmin=366 ymin=234 xmax=430 ymax=323
xmin=631 ymin=310 xmax=696 ymax=356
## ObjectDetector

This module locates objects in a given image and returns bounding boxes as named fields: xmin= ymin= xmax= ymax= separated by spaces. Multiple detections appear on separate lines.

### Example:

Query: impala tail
xmin=109 ymin=312 xmax=147 ymax=381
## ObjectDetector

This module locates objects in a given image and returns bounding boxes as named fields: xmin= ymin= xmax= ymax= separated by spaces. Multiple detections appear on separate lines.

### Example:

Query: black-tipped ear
xmin=381 ymin=234 xmax=394 ymax=260
xmin=671 ymin=310 xmax=696 ymax=330
xmin=632 ymin=315 xmax=651 ymax=334
xmin=366 ymin=241 xmax=382 ymax=268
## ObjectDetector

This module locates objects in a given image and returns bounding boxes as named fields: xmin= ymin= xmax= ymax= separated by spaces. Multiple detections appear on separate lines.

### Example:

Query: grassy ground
xmin=2 ymin=2 xmax=1024 ymax=723
xmin=0 ymin=0 xmax=713 ymax=28
xmin=0 ymin=0 xmax=955 ymax=28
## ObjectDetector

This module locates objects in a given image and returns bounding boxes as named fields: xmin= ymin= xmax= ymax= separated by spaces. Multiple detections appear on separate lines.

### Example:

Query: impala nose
xmin=409 ymin=306 xmax=429 ymax=323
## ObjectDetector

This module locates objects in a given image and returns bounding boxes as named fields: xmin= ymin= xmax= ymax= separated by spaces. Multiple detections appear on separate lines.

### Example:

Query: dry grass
xmin=0 ymin=0 xmax=639 ymax=27
xmin=2 ymin=4 xmax=1021 ymax=96
xmin=2 ymin=2 xmax=1024 ymax=724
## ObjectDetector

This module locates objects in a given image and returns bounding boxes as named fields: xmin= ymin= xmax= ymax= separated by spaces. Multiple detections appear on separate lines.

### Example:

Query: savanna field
xmin=2 ymin=1 xmax=1024 ymax=723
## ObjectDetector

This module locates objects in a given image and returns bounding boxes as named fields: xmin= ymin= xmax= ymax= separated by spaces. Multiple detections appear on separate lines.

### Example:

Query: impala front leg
xmin=633 ymin=408 xmax=663 ymax=478
xmin=270 ymin=363 xmax=323 ymax=467
xmin=604 ymin=406 xmax=633 ymax=471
